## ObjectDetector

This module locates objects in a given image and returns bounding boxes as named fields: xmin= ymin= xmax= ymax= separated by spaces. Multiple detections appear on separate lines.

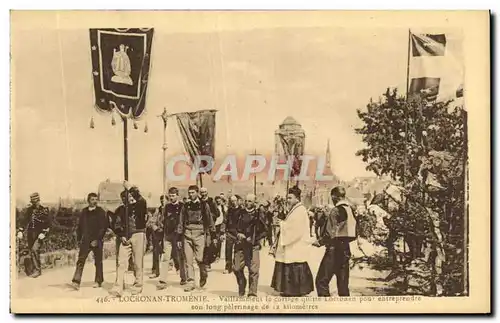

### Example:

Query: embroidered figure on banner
xmin=111 ymin=44 xmax=133 ymax=85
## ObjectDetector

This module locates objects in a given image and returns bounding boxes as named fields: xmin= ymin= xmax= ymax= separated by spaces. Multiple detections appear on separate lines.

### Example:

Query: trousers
xmin=224 ymin=238 xmax=235 ymax=272
xmin=27 ymin=231 xmax=42 ymax=274
xmin=151 ymin=231 xmax=164 ymax=276
xmin=315 ymin=244 xmax=351 ymax=297
xmin=72 ymin=240 xmax=103 ymax=285
xmin=183 ymin=228 xmax=206 ymax=284
xmin=159 ymin=233 xmax=187 ymax=283
xmin=233 ymin=244 xmax=260 ymax=295
xmin=114 ymin=232 xmax=146 ymax=292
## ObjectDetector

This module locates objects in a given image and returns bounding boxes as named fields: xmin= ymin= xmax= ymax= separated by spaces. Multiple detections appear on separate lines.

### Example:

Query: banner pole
xmin=402 ymin=29 xmax=411 ymax=265
xmin=406 ymin=29 xmax=412 ymax=99
xmin=123 ymin=117 xmax=129 ymax=240
xmin=253 ymin=148 xmax=257 ymax=196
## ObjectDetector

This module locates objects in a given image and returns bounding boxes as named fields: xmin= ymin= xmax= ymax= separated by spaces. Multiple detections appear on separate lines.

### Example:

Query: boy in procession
xmin=314 ymin=186 xmax=357 ymax=297
xmin=177 ymin=185 xmax=217 ymax=292
xmin=110 ymin=183 xmax=148 ymax=296
xmin=230 ymin=194 xmax=267 ymax=297
xmin=157 ymin=187 xmax=186 ymax=290
xmin=70 ymin=192 xmax=109 ymax=290
xmin=17 ymin=192 xmax=51 ymax=278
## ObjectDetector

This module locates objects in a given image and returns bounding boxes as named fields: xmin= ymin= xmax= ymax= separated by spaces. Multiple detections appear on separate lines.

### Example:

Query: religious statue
xmin=111 ymin=44 xmax=133 ymax=85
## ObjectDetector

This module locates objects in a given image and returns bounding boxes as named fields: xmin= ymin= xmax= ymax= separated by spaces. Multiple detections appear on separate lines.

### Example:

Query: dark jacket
xmin=177 ymin=199 xmax=215 ymax=235
xmin=21 ymin=204 xmax=51 ymax=236
xmin=225 ymin=206 xmax=240 ymax=242
xmin=229 ymin=207 xmax=267 ymax=247
xmin=114 ymin=196 xmax=148 ymax=239
xmin=202 ymin=197 xmax=218 ymax=221
xmin=77 ymin=206 xmax=108 ymax=243
xmin=162 ymin=201 xmax=183 ymax=237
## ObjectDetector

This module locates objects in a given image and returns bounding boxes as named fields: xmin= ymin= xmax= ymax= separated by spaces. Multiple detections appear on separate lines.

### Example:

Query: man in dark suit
xmin=70 ymin=192 xmax=109 ymax=290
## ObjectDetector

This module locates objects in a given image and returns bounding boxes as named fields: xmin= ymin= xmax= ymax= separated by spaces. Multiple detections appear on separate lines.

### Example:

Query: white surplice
xmin=275 ymin=202 xmax=311 ymax=264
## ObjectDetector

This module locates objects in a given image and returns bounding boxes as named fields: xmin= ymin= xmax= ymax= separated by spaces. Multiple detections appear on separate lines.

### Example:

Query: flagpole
xmin=402 ymin=28 xmax=412 ymax=264
xmin=253 ymin=148 xmax=257 ymax=196
xmin=123 ymin=116 xmax=129 ymax=240
xmin=406 ymin=29 xmax=412 ymax=98
xmin=199 ymin=173 xmax=204 ymax=188
xmin=160 ymin=108 xmax=168 ymax=196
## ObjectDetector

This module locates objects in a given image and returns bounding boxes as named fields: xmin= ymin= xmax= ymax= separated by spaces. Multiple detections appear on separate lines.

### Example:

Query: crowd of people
xmin=17 ymin=183 xmax=358 ymax=298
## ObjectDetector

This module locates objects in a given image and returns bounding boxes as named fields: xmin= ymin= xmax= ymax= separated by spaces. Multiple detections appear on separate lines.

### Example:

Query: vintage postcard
xmin=10 ymin=10 xmax=490 ymax=314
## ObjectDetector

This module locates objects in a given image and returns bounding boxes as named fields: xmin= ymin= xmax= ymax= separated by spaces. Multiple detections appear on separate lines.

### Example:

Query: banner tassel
xmin=111 ymin=114 xmax=116 ymax=126
xmin=133 ymin=121 xmax=139 ymax=130
xmin=144 ymin=122 xmax=148 ymax=133
xmin=90 ymin=116 xmax=95 ymax=129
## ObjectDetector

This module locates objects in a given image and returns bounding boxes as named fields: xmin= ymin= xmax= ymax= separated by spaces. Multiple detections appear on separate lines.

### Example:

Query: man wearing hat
xmin=17 ymin=192 xmax=51 ymax=278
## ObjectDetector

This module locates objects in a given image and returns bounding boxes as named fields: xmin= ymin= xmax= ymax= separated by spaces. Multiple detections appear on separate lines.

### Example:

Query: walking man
xmin=148 ymin=195 xmax=166 ymax=278
xmin=223 ymin=195 xmax=240 ymax=274
xmin=157 ymin=187 xmax=186 ymax=290
xmin=230 ymin=194 xmax=267 ymax=297
xmin=17 ymin=192 xmax=50 ymax=278
xmin=214 ymin=196 xmax=226 ymax=261
xmin=177 ymin=185 xmax=216 ymax=292
xmin=200 ymin=187 xmax=217 ymax=270
xmin=70 ymin=193 xmax=109 ymax=290
xmin=314 ymin=186 xmax=357 ymax=297
xmin=110 ymin=183 xmax=148 ymax=296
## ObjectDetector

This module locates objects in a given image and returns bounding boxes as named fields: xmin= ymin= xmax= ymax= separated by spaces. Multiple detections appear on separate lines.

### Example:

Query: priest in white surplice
xmin=270 ymin=186 xmax=314 ymax=297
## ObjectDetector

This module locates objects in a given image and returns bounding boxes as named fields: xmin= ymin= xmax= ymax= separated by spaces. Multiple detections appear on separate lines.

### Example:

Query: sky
xmin=11 ymin=12 xmax=463 ymax=202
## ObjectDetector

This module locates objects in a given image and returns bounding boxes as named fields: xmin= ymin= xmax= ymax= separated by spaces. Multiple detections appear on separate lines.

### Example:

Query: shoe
xmin=184 ymin=285 xmax=196 ymax=292
xmin=156 ymin=281 xmax=168 ymax=290
xmin=69 ymin=282 xmax=80 ymax=290
xmin=199 ymin=276 xmax=207 ymax=288
xmin=180 ymin=280 xmax=187 ymax=286
xmin=130 ymin=285 xmax=143 ymax=295
xmin=93 ymin=282 xmax=102 ymax=288
xmin=30 ymin=271 xmax=41 ymax=278
xmin=247 ymin=294 xmax=258 ymax=297
xmin=109 ymin=289 xmax=122 ymax=297
xmin=149 ymin=274 xmax=159 ymax=279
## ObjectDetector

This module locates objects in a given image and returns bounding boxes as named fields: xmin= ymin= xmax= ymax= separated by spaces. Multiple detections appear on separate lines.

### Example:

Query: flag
xmin=278 ymin=133 xmax=305 ymax=177
xmin=89 ymin=28 xmax=154 ymax=119
xmin=409 ymin=77 xmax=441 ymax=100
xmin=411 ymin=33 xmax=446 ymax=57
xmin=407 ymin=31 xmax=463 ymax=102
xmin=176 ymin=110 xmax=217 ymax=174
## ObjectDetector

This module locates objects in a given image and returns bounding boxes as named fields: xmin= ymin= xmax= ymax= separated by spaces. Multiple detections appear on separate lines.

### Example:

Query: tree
xmin=355 ymin=88 xmax=467 ymax=296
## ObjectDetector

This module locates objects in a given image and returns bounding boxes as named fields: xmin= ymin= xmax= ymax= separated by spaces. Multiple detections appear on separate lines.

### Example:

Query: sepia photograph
xmin=10 ymin=10 xmax=490 ymax=314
